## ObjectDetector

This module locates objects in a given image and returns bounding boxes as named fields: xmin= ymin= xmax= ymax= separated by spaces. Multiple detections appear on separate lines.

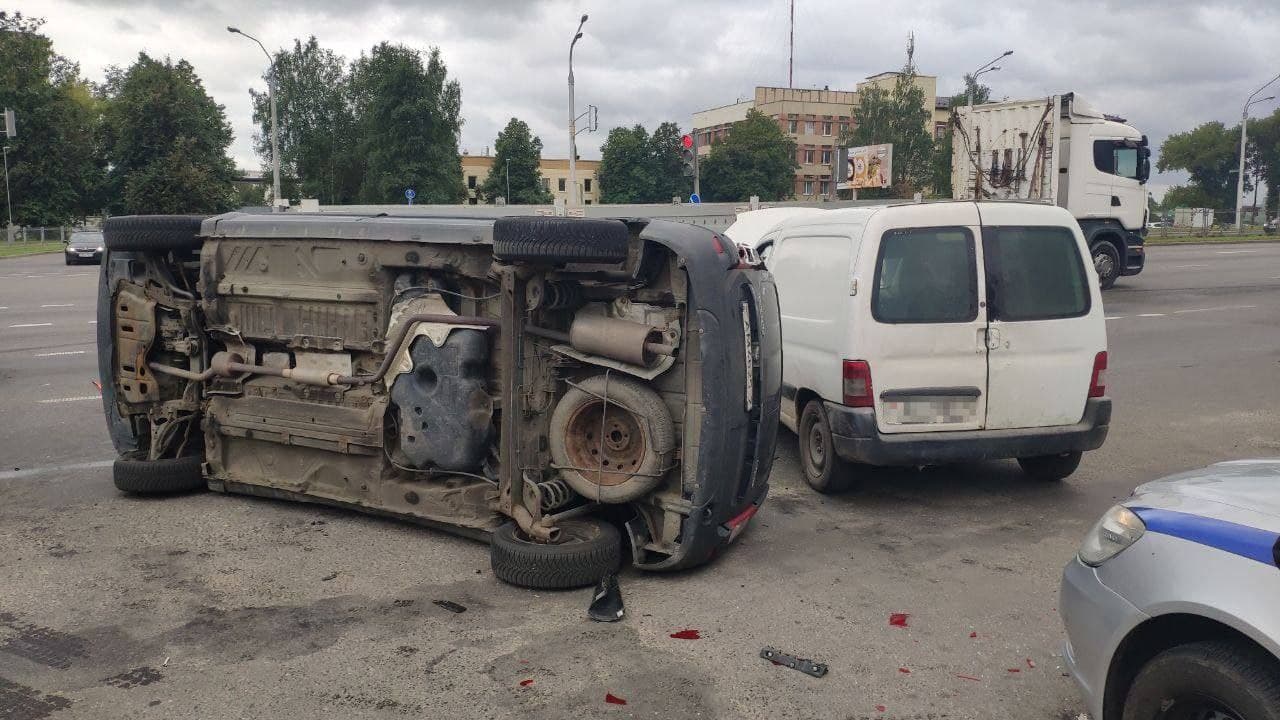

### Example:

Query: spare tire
xmin=113 ymin=455 xmax=205 ymax=494
xmin=490 ymin=519 xmax=621 ymax=589
xmin=103 ymin=215 xmax=204 ymax=252
xmin=492 ymin=217 xmax=629 ymax=264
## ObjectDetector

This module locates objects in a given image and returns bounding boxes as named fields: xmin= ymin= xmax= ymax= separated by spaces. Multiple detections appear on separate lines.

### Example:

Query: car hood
xmin=1131 ymin=459 xmax=1280 ymax=532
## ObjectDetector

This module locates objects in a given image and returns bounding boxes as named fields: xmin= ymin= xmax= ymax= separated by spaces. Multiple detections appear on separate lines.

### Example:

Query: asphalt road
xmin=1 ymin=244 xmax=1278 ymax=720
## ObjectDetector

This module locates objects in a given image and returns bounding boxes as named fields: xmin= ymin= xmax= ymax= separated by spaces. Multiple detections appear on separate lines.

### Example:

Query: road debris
xmin=760 ymin=647 xmax=828 ymax=678
xmin=969 ymin=631 xmax=978 ymax=638
xmin=888 ymin=612 xmax=910 ymax=627
xmin=605 ymin=693 xmax=627 ymax=705
xmin=432 ymin=600 xmax=467 ymax=614
xmin=587 ymin=573 xmax=624 ymax=622
xmin=876 ymin=705 xmax=887 ymax=713
xmin=519 ymin=679 xmax=534 ymax=687
xmin=954 ymin=673 xmax=982 ymax=682
xmin=1026 ymin=658 xmax=1036 ymax=669
xmin=897 ymin=666 xmax=911 ymax=674
xmin=670 ymin=629 xmax=701 ymax=640
xmin=320 ymin=572 xmax=338 ymax=581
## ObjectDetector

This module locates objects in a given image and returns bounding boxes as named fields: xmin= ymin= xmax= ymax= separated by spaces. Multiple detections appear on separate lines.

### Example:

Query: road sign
xmin=689 ymin=193 xmax=701 ymax=204
xmin=404 ymin=188 xmax=416 ymax=205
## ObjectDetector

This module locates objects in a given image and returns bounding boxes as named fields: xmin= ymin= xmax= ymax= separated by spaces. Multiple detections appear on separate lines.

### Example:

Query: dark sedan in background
xmin=64 ymin=230 xmax=104 ymax=265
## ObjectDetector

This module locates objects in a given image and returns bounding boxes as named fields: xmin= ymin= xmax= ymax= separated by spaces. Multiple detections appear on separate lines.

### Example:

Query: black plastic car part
xmin=389 ymin=330 xmax=493 ymax=472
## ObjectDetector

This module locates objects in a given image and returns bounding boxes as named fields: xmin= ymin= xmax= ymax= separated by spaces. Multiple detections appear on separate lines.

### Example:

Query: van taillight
xmin=1089 ymin=352 xmax=1108 ymax=398
xmin=842 ymin=360 xmax=874 ymax=407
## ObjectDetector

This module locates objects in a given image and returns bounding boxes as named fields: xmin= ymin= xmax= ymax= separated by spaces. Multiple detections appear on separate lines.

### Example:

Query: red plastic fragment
xmin=1007 ymin=668 xmax=1021 ymax=673
xmin=670 ymin=629 xmax=701 ymax=640
xmin=519 ymin=679 xmax=534 ymax=687
xmin=1025 ymin=658 xmax=1036 ymax=669
xmin=92 ymin=379 xmax=102 ymax=393
xmin=605 ymin=693 xmax=627 ymax=705
xmin=898 ymin=667 xmax=911 ymax=674
xmin=969 ymin=631 xmax=978 ymax=638
xmin=954 ymin=673 xmax=982 ymax=682
xmin=888 ymin=613 xmax=910 ymax=627
xmin=875 ymin=705 xmax=887 ymax=713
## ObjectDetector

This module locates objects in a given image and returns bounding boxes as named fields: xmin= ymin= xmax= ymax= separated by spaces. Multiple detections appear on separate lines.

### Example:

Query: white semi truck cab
xmin=951 ymin=93 xmax=1151 ymax=288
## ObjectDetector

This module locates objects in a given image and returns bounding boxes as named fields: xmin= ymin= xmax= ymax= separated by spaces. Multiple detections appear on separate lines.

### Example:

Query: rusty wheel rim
xmin=563 ymin=400 xmax=647 ymax=487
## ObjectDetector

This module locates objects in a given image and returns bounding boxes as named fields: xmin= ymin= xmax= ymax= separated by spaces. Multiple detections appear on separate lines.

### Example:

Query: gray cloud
xmin=18 ymin=0 xmax=1280 ymax=199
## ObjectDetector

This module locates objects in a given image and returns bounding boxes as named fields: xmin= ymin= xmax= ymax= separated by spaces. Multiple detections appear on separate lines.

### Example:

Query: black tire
xmin=1017 ymin=451 xmax=1082 ymax=481
xmin=1092 ymin=241 xmax=1121 ymax=290
xmin=1121 ymin=640 xmax=1280 ymax=720
xmin=98 ymin=250 xmax=142 ymax=455
xmin=490 ymin=519 xmax=621 ymax=589
xmin=798 ymin=399 xmax=853 ymax=494
xmin=113 ymin=455 xmax=205 ymax=494
xmin=65 ymin=255 xmax=75 ymax=265
xmin=492 ymin=217 xmax=629 ymax=264
xmin=103 ymin=215 xmax=204 ymax=253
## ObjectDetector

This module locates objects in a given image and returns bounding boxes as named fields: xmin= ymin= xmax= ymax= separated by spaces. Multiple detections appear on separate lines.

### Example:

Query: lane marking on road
xmin=1105 ymin=316 xmax=1124 ymax=320
xmin=0 ymin=460 xmax=114 ymax=482
xmin=40 ymin=303 xmax=75 ymax=308
xmin=1169 ymin=264 xmax=1206 ymax=269
xmin=87 ymin=320 xmax=97 ymax=325
xmin=38 ymin=395 xmax=100 ymax=404
xmin=9 ymin=322 xmax=53 ymax=328
xmin=1137 ymin=313 xmax=1166 ymax=317
xmin=0 ymin=306 xmax=8 ymax=310
xmin=1216 ymin=250 xmax=1257 ymax=255
xmin=1173 ymin=305 xmax=1258 ymax=315
xmin=34 ymin=350 xmax=87 ymax=357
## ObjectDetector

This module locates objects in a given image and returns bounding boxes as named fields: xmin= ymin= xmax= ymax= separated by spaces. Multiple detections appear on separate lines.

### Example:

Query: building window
xmin=788 ymin=119 xmax=798 ymax=134
xmin=803 ymin=179 xmax=814 ymax=196
xmin=805 ymin=120 xmax=815 ymax=134
xmin=822 ymin=122 xmax=832 ymax=136
xmin=821 ymin=149 xmax=832 ymax=165
xmin=558 ymin=178 xmax=566 ymax=192
xmin=935 ymin=122 xmax=947 ymax=140
xmin=585 ymin=199 xmax=592 ymax=205
xmin=703 ymin=131 xmax=712 ymax=145
xmin=467 ymin=175 xmax=477 ymax=189
xmin=839 ymin=123 xmax=848 ymax=135
xmin=803 ymin=148 xmax=815 ymax=164
xmin=584 ymin=178 xmax=592 ymax=192
xmin=820 ymin=179 xmax=830 ymax=195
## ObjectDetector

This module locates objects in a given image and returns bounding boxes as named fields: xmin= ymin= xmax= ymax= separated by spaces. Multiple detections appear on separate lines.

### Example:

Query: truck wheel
xmin=1092 ymin=242 xmax=1121 ymax=290
xmin=492 ymin=217 xmax=629 ymax=264
xmin=1017 ymin=451 xmax=1082 ymax=481
xmin=113 ymin=454 xmax=205 ymax=494
xmin=103 ymin=215 xmax=204 ymax=253
xmin=799 ymin=399 xmax=853 ymax=494
xmin=1121 ymin=640 xmax=1280 ymax=720
xmin=490 ymin=519 xmax=621 ymax=589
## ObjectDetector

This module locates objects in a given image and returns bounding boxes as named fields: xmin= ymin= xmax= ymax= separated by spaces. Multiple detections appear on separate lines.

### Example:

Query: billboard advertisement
xmin=836 ymin=143 xmax=893 ymax=190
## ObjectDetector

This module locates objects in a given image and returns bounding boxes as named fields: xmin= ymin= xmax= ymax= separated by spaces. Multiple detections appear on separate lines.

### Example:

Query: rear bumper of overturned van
xmin=825 ymin=397 xmax=1110 ymax=466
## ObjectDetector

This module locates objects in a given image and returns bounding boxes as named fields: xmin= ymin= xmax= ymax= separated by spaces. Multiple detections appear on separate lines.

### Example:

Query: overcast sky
xmin=15 ymin=0 xmax=1280 ymax=200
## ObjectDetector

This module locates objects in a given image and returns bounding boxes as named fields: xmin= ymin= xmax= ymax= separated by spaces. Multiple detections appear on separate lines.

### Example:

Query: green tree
xmin=1156 ymin=121 xmax=1243 ymax=210
xmin=648 ymin=121 xmax=691 ymax=202
xmin=845 ymin=66 xmax=934 ymax=197
xmin=0 ymin=12 xmax=105 ymax=225
xmin=250 ymin=37 xmax=359 ymax=205
xmin=1159 ymin=184 xmax=1217 ymax=211
xmin=1247 ymin=108 xmax=1280 ymax=214
xmin=699 ymin=109 xmax=798 ymax=202
xmin=100 ymin=53 xmax=236 ymax=215
xmin=598 ymin=125 xmax=655 ymax=204
xmin=479 ymin=118 xmax=552 ymax=204
xmin=350 ymin=43 xmax=465 ymax=204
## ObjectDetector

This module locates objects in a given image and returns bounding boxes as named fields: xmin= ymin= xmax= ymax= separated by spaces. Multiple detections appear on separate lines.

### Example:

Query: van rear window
xmin=982 ymin=226 xmax=1090 ymax=321
xmin=872 ymin=227 xmax=977 ymax=324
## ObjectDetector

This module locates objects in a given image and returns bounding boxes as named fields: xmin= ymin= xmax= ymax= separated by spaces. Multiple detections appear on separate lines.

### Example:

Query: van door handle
xmin=981 ymin=327 xmax=1000 ymax=350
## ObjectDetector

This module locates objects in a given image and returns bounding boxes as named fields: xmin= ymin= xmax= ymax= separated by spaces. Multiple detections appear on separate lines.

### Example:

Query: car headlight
xmin=1078 ymin=505 xmax=1146 ymax=566
xmin=96 ymin=246 xmax=104 ymax=252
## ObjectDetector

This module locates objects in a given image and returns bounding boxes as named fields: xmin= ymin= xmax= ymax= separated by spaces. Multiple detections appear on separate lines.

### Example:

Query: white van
xmin=742 ymin=201 xmax=1110 ymax=492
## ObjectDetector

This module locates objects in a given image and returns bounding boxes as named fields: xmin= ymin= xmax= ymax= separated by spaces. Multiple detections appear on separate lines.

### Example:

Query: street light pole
xmin=568 ymin=14 xmax=588 ymax=208
xmin=968 ymin=50 xmax=1013 ymax=110
xmin=2 ymin=146 xmax=13 ymax=237
xmin=505 ymin=159 xmax=511 ymax=204
xmin=1235 ymin=75 xmax=1280 ymax=230
xmin=228 ymin=26 xmax=282 ymax=213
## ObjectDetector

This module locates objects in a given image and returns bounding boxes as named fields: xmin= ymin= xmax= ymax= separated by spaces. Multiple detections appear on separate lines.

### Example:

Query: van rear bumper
xmin=825 ymin=397 xmax=1110 ymax=466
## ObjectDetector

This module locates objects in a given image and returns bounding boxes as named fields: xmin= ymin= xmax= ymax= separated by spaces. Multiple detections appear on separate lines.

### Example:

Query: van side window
xmin=872 ymin=227 xmax=977 ymax=324
xmin=982 ymin=226 xmax=1090 ymax=321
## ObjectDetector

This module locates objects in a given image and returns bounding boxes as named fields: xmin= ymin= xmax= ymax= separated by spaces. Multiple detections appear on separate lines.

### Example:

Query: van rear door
xmin=978 ymin=207 xmax=1103 ymax=430
xmin=861 ymin=205 xmax=988 ymax=434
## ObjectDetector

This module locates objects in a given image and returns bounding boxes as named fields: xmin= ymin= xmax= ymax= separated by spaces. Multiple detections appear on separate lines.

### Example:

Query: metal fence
xmin=1146 ymin=209 xmax=1276 ymax=239
xmin=3 ymin=226 xmax=97 ymax=244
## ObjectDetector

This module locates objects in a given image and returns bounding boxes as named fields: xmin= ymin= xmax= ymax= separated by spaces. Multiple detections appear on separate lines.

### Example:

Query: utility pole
xmin=228 ymin=27 xmax=282 ymax=212
xmin=692 ymin=130 xmax=700 ymax=198
xmin=505 ymin=159 xmax=511 ymax=204
xmin=1236 ymin=74 xmax=1280 ymax=231
xmin=2 ymin=146 xmax=12 ymax=241
xmin=568 ymin=14 xmax=588 ymax=208
xmin=788 ymin=0 xmax=794 ymax=89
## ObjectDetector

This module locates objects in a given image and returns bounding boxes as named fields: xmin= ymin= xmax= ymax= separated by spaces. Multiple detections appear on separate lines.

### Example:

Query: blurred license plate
xmin=78 ymin=252 xmax=94 ymax=258
xmin=883 ymin=397 xmax=977 ymax=425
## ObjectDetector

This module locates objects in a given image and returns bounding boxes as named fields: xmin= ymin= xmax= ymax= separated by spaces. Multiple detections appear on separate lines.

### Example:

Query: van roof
xmin=734 ymin=199 xmax=1074 ymax=243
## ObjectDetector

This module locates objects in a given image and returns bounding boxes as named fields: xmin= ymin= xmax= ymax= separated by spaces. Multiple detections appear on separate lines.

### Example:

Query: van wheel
xmin=799 ymin=400 xmax=852 ymax=494
xmin=490 ymin=520 xmax=621 ymax=589
xmin=492 ymin=217 xmax=630 ymax=264
xmin=1121 ymin=640 xmax=1280 ymax=720
xmin=1017 ymin=451 xmax=1082 ymax=481
xmin=103 ymin=215 xmax=204 ymax=253
xmin=1092 ymin=242 xmax=1121 ymax=290
xmin=113 ymin=454 xmax=205 ymax=494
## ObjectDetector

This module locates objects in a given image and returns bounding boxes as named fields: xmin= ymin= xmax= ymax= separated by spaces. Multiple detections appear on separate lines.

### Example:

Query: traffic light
xmin=680 ymin=133 xmax=695 ymax=177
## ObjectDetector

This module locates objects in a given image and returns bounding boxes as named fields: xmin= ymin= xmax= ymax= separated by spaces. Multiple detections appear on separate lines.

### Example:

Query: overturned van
xmin=97 ymin=212 xmax=780 ymax=588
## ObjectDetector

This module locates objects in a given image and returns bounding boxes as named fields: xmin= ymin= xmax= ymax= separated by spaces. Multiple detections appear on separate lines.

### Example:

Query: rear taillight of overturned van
xmin=842 ymin=360 xmax=874 ymax=408
xmin=1089 ymin=352 xmax=1108 ymax=398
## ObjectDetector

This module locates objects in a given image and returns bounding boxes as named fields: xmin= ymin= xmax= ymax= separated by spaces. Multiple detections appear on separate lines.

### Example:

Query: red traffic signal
xmin=681 ymin=134 xmax=693 ymax=149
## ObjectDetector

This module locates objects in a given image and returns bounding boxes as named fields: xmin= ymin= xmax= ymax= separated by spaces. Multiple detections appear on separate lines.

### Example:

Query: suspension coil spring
xmin=538 ymin=477 xmax=576 ymax=511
